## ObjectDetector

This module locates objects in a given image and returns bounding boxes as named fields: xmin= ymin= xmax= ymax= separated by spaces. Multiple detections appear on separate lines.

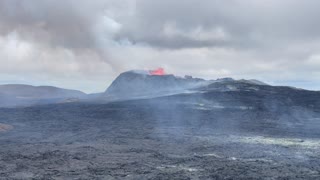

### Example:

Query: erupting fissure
xmin=149 ymin=68 xmax=165 ymax=76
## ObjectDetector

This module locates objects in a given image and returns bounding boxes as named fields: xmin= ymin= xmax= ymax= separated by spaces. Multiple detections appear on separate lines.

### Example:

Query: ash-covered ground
xmin=0 ymin=88 xmax=320 ymax=179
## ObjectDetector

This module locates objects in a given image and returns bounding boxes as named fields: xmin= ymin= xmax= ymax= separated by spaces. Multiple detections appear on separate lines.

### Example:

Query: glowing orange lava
xmin=149 ymin=68 xmax=165 ymax=76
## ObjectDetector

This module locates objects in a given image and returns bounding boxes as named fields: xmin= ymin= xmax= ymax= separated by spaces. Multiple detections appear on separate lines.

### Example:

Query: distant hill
xmin=0 ymin=84 xmax=86 ymax=107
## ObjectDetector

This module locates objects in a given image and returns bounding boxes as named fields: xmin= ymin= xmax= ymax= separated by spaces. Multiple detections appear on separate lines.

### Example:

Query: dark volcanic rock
xmin=0 ymin=96 xmax=319 ymax=179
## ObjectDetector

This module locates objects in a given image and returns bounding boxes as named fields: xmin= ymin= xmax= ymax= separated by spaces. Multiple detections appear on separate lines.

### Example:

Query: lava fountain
xmin=149 ymin=68 xmax=165 ymax=76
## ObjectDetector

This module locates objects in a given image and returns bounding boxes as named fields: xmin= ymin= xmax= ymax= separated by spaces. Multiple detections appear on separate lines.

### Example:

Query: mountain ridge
xmin=0 ymin=70 xmax=319 ymax=107
xmin=0 ymin=84 xmax=87 ymax=107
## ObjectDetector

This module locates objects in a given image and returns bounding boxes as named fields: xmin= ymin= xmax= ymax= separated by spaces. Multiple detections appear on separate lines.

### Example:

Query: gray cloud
xmin=0 ymin=0 xmax=320 ymax=92
xmin=117 ymin=0 xmax=320 ymax=50
xmin=0 ymin=0 xmax=98 ymax=48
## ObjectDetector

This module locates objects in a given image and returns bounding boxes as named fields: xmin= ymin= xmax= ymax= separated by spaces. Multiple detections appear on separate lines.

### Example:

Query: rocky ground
xmin=0 ymin=94 xmax=319 ymax=179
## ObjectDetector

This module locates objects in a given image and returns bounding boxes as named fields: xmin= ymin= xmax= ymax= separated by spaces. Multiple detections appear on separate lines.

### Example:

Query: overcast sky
xmin=1 ymin=0 xmax=320 ymax=93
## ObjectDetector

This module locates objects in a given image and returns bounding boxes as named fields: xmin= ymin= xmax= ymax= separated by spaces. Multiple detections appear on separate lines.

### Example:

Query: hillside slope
xmin=0 ymin=84 xmax=86 ymax=107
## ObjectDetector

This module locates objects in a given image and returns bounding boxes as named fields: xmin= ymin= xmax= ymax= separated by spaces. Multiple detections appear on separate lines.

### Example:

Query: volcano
xmin=104 ymin=69 xmax=206 ymax=100
xmin=103 ymin=69 xmax=272 ymax=101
